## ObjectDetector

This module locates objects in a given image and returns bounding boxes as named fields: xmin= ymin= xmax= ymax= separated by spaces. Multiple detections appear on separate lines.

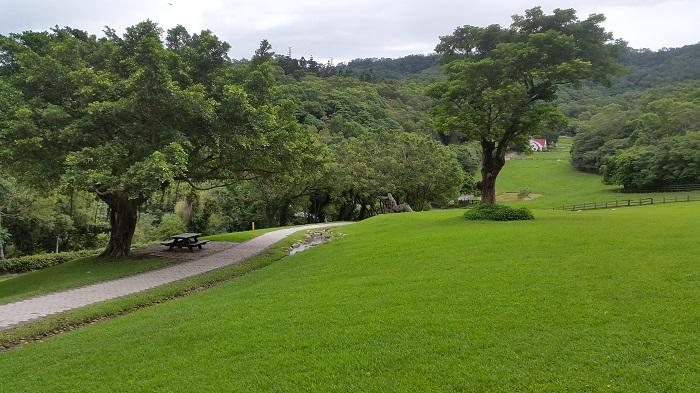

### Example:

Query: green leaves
xmin=0 ymin=22 xmax=306 ymax=202
xmin=602 ymin=132 xmax=700 ymax=190
xmin=333 ymin=131 xmax=464 ymax=211
xmin=431 ymin=7 xmax=623 ymax=202
xmin=0 ymin=177 xmax=14 ymax=207
xmin=572 ymin=82 xmax=700 ymax=174
xmin=431 ymin=8 xmax=619 ymax=134
xmin=432 ymin=7 xmax=623 ymax=145
xmin=125 ymin=147 xmax=186 ymax=197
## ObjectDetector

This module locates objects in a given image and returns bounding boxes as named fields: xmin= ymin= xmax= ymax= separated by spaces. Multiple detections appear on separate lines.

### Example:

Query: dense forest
xmin=1 ymin=18 xmax=698 ymax=258
xmin=564 ymin=44 xmax=700 ymax=190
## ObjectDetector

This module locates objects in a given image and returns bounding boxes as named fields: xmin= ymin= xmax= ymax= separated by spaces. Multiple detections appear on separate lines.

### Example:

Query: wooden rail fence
xmin=557 ymin=194 xmax=700 ymax=211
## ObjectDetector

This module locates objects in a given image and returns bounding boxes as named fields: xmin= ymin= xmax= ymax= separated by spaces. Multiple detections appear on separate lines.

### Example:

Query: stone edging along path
xmin=0 ymin=223 xmax=351 ymax=330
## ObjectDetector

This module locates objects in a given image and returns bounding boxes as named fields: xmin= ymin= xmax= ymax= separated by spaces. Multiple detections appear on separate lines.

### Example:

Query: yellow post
xmin=252 ymin=221 xmax=255 ymax=231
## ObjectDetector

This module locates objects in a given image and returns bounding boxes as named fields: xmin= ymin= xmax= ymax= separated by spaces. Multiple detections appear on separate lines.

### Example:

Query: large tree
xmin=332 ymin=130 xmax=464 ymax=219
xmin=0 ymin=22 xmax=303 ymax=257
xmin=429 ymin=7 xmax=626 ymax=203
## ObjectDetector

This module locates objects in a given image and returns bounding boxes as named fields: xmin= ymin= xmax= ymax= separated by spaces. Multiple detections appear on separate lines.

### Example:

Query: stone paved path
xmin=0 ymin=223 xmax=351 ymax=330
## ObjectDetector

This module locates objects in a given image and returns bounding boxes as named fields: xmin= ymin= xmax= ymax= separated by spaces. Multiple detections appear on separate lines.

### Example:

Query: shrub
xmin=0 ymin=250 xmax=98 ymax=274
xmin=464 ymin=204 xmax=534 ymax=221
xmin=132 ymin=213 xmax=158 ymax=246
xmin=156 ymin=213 xmax=186 ymax=240
xmin=601 ymin=132 xmax=700 ymax=190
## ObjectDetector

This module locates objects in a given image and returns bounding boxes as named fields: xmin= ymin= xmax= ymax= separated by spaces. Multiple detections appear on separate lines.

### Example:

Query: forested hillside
xmin=557 ymin=43 xmax=700 ymax=102
xmin=333 ymin=54 xmax=439 ymax=81
xmin=563 ymin=44 xmax=700 ymax=190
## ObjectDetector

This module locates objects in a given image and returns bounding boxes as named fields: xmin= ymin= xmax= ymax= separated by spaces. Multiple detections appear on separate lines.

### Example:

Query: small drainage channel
xmin=288 ymin=229 xmax=339 ymax=255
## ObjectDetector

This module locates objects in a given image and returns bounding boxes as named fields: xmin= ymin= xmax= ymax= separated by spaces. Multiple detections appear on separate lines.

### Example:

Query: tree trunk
xmin=308 ymin=192 xmax=329 ymax=223
xmin=358 ymin=203 xmax=370 ymax=220
xmin=278 ymin=201 xmax=290 ymax=227
xmin=99 ymin=194 xmax=140 ymax=258
xmin=479 ymin=141 xmax=506 ymax=205
xmin=263 ymin=203 xmax=276 ymax=228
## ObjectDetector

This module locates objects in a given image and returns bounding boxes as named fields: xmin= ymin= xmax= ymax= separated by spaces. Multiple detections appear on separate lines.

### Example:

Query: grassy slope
xmin=496 ymin=137 xmax=700 ymax=209
xmin=1 ymin=205 xmax=698 ymax=392
xmin=0 ymin=257 xmax=171 ymax=305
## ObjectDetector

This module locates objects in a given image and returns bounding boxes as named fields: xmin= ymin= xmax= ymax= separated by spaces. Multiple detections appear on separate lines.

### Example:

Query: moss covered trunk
xmin=99 ymin=194 xmax=140 ymax=258
xmin=480 ymin=141 xmax=506 ymax=205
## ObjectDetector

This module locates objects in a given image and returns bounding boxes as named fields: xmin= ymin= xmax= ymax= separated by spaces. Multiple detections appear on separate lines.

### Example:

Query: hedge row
xmin=0 ymin=250 xmax=98 ymax=274
xmin=464 ymin=204 xmax=534 ymax=221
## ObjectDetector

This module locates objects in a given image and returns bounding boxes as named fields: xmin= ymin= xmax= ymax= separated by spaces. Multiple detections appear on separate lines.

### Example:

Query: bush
xmin=464 ymin=204 xmax=534 ymax=221
xmin=132 ymin=213 xmax=158 ymax=246
xmin=156 ymin=213 xmax=186 ymax=240
xmin=602 ymin=132 xmax=700 ymax=190
xmin=0 ymin=250 xmax=98 ymax=274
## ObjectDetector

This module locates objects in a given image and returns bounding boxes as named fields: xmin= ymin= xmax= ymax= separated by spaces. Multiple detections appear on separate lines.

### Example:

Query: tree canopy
xmin=429 ymin=7 xmax=625 ymax=203
xmin=569 ymin=82 xmax=700 ymax=189
xmin=0 ymin=22 xmax=305 ymax=256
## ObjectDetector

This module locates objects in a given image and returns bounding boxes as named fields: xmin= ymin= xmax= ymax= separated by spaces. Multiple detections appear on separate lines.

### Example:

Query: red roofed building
xmin=529 ymin=138 xmax=548 ymax=152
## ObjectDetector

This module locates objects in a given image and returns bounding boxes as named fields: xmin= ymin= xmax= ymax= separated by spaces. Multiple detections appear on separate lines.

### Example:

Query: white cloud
xmin=595 ymin=0 xmax=700 ymax=49
xmin=1 ymin=0 xmax=698 ymax=61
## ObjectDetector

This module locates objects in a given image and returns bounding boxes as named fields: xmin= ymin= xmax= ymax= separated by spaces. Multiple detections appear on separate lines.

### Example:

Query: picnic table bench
xmin=161 ymin=232 xmax=209 ymax=252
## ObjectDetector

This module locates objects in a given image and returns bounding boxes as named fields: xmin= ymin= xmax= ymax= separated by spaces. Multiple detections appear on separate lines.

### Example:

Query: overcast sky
xmin=1 ymin=0 xmax=698 ymax=63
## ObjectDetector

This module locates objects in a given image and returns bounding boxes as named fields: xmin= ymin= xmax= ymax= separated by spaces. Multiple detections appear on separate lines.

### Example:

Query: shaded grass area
xmin=497 ymin=137 xmax=700 ymax=208
xmin=0 ymin=232 xmax=307 ymax=350
xmin=202 ymin=226 xmax=289 ymax=242
xmin=0 ymin=257 xmax=173 ymax=305
xmin=1 ymin=205 xmax=697 ymax=392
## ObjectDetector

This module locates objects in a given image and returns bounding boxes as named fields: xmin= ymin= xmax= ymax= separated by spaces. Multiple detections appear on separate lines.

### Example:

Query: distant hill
xmin=557 ymin=42 xmax=700 ymax=104
xmin=619 ymin=43 xmax=700 ymax=90
xmin=281 ymin=42 xmax=700 ymax=88
xmin=272 ymin=43 xmax=700 ymax=146
xmin=332 ymin=42 xmax=700 ymax=90
xmin=334 ymin=54 xmax=439 ymax=81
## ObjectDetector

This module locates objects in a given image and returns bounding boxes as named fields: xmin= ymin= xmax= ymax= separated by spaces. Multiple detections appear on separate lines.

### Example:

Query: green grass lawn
xmin=0 ymin=257 xmax=173 ymax=305
xmin=497 ymin=137 xmax=700 ymax=208
xmin=202 ymin=226 xmax=289 ymax=242
xmin=1 ymin=204 xmax=698 ymax=392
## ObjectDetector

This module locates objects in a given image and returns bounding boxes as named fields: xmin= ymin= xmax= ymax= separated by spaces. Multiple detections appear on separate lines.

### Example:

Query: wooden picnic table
xmin=161 ymin=232 xmax=209 ymax=252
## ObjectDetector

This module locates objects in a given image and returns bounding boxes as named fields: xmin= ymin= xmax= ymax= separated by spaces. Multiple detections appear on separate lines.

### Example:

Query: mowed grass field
xmin=1 ymin=204 xmax=698 ymax=392
xmin=497 ymin=137 xmax=700 ymax=209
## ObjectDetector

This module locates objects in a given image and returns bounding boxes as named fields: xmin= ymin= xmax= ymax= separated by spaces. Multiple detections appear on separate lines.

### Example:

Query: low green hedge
xmin=0 ymin=250 xmax=98 ymax=274
xmin=464 ymin=204 xmax=534 ymax=221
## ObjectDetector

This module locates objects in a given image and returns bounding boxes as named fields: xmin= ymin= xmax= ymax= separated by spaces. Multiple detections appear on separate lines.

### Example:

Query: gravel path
xmin=0 ymin=222 xmax=351 ymax=330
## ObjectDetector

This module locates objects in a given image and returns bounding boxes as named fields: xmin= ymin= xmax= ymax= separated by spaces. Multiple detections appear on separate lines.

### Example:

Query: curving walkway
xmin=0 ymin=222 xmax=351 ymax=330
